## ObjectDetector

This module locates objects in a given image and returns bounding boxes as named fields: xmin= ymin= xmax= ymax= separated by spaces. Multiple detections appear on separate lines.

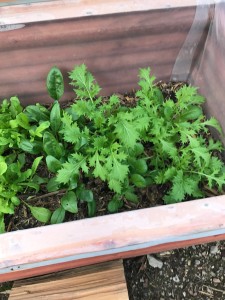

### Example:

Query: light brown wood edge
xmin=0 ymin=0 xmax=200 ymax=26
xmin=0 ymin=195 xmax=225 ymax=282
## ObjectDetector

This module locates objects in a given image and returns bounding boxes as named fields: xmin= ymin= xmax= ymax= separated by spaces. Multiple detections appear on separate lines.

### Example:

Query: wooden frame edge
xmin=0 ymin=195 xmax=225 ymax=282
xmin=0 ymin=0 xmax=199 ymax=25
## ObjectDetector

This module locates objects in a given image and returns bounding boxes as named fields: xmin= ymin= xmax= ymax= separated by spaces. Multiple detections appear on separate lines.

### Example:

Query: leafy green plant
xmin=0 ymin=64 xmax=225 ymax=233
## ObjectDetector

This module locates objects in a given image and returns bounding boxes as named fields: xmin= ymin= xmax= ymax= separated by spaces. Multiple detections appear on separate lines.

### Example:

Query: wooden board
xmin=9 ymin=260 xmax=128 ymax=300
xmin=1 ymin=196 xmax=225 ymax=283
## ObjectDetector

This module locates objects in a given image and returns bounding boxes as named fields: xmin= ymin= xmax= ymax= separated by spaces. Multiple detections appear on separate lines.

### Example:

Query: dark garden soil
xmin=124 ymin=240 xmax=225 ymax=300
xmin=1 ymin=82 xmax=225 ymax=299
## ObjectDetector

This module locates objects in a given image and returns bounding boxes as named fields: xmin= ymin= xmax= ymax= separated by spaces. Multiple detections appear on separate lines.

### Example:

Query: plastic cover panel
xmin=172 ymin=0 xmax=225 ymax=143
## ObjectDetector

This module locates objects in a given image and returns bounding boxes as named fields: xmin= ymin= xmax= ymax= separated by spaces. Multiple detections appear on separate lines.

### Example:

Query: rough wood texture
xmin=9 ymin=260 xmax=128 ymax=300
xmin=0 ymin=0 xmax=198 ymax=23
xmin=1 ymin=196 xmax=225 ymax=282
xmin=0 ymin=6 xmax=197 ymax=105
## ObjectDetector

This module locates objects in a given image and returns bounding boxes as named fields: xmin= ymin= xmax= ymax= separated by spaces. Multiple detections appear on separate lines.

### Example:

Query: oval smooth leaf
xmin=77 ymin=189 xmax=94 ymax=203
xmin=47 ymin=177 xmax=60 ymax=192
xmin=87 ymin=201 xmax=96 ymax=217
xmin=132 ymin=159 xmax=148 ymax=175
xmin=46 ymin=155 xmax=62 ymax=173
xmin=50 ymin=101 xmax=61 ymax=134
xmin=51 ymin=206 xmax=65 ymax=224
xmin=29 ymin=206 xmax=52 ymax=223
xmin=130 ymin=174 xmax=147 ymax=188
xmin=46 ymin=66 xmax=64 ymax=100
xmin=0 ymin=162 xmax=7 ymax=175
xmin=61 ymin=191 xmax=78 ymax=213
xmin=43 ymin=132 xmax=63 ymax=159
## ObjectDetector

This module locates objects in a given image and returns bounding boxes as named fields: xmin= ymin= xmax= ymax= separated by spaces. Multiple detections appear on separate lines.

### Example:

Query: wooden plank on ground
xmin=9 ymin=260 xmax=128 ymax=300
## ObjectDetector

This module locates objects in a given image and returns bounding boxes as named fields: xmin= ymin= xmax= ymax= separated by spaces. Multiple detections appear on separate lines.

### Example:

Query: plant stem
xmin=27 ymin=189 xmax=67 ymax=201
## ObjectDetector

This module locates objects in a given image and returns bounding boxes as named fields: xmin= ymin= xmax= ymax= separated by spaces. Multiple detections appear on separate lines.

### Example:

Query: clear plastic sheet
xmin=172 ymin=0 xmax=225 ymax=143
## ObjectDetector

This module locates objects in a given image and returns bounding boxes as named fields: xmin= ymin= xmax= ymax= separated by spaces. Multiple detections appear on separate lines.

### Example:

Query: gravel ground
xmin=124 ymin=241 xmax=225 ymax=300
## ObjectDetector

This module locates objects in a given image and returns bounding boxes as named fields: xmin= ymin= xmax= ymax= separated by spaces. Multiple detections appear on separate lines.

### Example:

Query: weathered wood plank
xmin=1 ymin=196 xmax=225 ymax=283
xmin=9 ymin=260 xmax=128 ymax=300
xmin=0 ymin=0 xmax=198 ymax=23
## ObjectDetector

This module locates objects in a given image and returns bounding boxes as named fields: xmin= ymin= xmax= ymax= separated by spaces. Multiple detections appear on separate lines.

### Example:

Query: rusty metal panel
xmin=0 ymin=7 xmax=196 ymax=105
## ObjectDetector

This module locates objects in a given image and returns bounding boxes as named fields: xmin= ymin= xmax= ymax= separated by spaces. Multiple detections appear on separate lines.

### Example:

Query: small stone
xmin=187 ymin=260 xmax=191 ymax=266
xmin=183 ymin=291 xmax=186 ymax=297
xmin=210 ymin=245 xmax=219 ymax=255
xmin=173 ymin=275 xmax=180 ymax=283
xmin=147 ymin=255 xmax=163 ymax=269
xmin=195 ymin=260 xmax=201 ymax=266
xmin=140 ymin=277 xmax=144 ymax=283
xmin=213 ymin=278 xmax=221 ymax=283
xmin=211 ymin=271 xmax=216 ymax=277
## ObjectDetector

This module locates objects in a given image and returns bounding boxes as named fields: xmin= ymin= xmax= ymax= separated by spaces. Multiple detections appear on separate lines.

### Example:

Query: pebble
xmin=147 ymin=255 xmax=163 ymax=269
xmin=195 ymin=259 xmax=201 ymax=266
xmin=210 ymin=244 xmax=219 ymax=254
xmin=213 ymin=278 xmax=221 ymax=283
xmin=173 ymin=275 xmax=180 ymax=283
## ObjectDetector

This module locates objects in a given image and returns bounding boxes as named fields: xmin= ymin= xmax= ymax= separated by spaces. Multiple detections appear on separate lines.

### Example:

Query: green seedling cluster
xmin=0 ymin=64 xmax=224 ymax=233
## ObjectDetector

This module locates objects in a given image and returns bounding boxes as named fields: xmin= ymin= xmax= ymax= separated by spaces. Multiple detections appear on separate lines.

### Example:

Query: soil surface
xmin=124 ymin=240 xmax=225 ymax=300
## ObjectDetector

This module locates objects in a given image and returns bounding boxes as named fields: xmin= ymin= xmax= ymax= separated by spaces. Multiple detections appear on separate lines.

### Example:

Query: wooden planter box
xmin=1 ymin=0 xmax=225 ymax=283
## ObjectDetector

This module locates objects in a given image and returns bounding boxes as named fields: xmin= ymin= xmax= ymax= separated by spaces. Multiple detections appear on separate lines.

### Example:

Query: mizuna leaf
xmin=46 ymin=66 xmax=64 ymax=100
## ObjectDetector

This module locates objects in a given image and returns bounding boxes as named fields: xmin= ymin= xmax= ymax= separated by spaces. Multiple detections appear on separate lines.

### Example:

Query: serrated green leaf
xmin=47 ymin=66 xmax=64 ymax=100
xmin=61 ymin=191 xmax=78 ymax=213
xmin=51 ymin=206 xmax=65 ymax=224
xmin=108 ymin=178 xmax=122 ymax=193
xmin=29 ymin=205 xmax=52 ymax=223
xmin=161 ymin=140 xmax=178 ymax=158
xmin=114 ymin=117 xmax=139 ymax=148
xmin=69 ymin=64 xmax=100 ymax=101
xmin=202 ymin=117 xmax=223 ymax=135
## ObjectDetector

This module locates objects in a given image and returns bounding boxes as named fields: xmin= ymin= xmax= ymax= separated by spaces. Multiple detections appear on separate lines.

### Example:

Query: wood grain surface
xmin=1 ymin=195 xmax=225 ymax=283
xmin=9 ymin=260 xmax=128 ymax=300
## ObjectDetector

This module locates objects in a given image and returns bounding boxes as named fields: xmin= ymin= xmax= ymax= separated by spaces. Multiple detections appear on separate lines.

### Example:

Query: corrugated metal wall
xmin=0 ymin=8 xmax=196 ymax=105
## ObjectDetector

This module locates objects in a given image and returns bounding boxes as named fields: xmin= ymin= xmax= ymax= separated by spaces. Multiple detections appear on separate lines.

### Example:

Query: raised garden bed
xmin=1 ymin=0 xmax=225 ymax=284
